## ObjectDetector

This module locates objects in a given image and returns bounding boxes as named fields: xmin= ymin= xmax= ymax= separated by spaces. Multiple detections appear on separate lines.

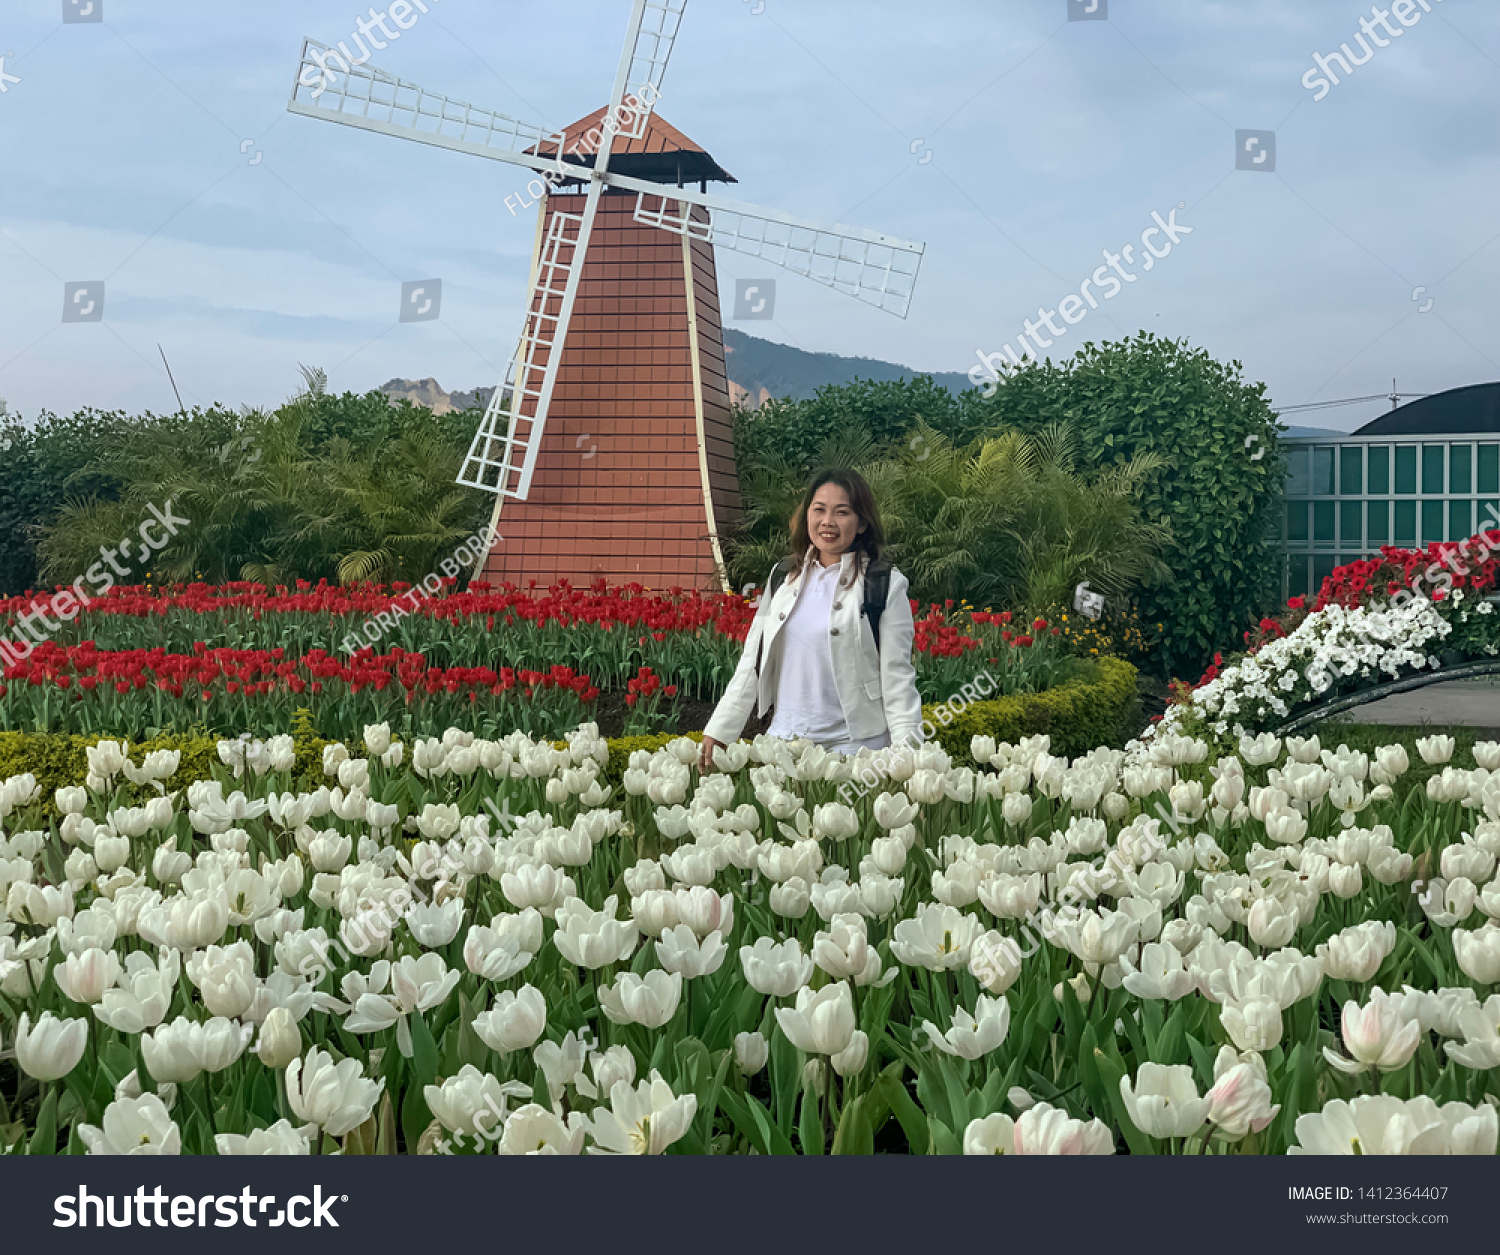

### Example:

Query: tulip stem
xmin=192 ymin=1074 xmax=218 ymax=1147
xmin=822 ymin=1058 xmax=833 ymax=1150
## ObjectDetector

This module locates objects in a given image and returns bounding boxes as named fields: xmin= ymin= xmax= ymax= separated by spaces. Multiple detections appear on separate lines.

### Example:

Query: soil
xmin=590 ymin=671 xmax=1170 ymax=744
xmin=585 ymin=689 xmax=772 ymax=741
xmin=1126 ymin=672 xmax=1170 ymax=740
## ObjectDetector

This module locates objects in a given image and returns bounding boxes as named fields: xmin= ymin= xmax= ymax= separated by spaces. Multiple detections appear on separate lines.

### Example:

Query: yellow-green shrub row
xmin=923 ymin=657 xmax=1140 ymax=761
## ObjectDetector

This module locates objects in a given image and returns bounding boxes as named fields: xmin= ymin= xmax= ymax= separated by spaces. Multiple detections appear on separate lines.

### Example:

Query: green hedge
xmin=0 ymin=729 xmax=683 ymax=800
xmin=0 ymin=728 xmax=334 ymax=802
xmin=0 ymin=663 xmax=1139 ymax=799
xmin=919 ymin=656 xmax=1139 ymax=761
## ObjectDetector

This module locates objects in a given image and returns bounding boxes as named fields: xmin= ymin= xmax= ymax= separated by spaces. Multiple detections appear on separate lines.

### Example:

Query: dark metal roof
xmin=527 ymin=107 xmax=735 ymax=187
xmin=1350 ymin=382 xmax=1500 ymax=436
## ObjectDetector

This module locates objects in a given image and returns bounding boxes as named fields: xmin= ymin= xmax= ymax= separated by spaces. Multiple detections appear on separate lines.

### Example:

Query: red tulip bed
xmin=0 ymin=578 xmax=1082 ymax=740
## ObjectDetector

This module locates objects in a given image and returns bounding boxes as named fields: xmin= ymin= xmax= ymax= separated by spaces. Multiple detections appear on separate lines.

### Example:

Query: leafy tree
xmin=865 ymin=419 xmax=1173 ymax=613
xmin=971 ymin=333 xmax=1283 ymax=678
xmin=732 ymin=375 xmax=987 ymax=482
xmin=31 ymin=372 xmax=490 ymax=588
xmin=0 ymin=405 xmax=242 ymax=594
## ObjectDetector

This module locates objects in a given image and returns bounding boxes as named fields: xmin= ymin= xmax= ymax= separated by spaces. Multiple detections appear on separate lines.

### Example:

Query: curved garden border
xmin=1272 ymin=659 xmax=1500 ymax=737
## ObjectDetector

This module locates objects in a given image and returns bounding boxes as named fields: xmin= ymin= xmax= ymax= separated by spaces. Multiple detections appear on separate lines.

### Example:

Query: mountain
xmin=1277 ymin=425 xmax=1350 ymax=439
xmin=379 ymin=378 xmax=498 ymax=415
xmin=723 ymin=328 xmax=972 ymax=407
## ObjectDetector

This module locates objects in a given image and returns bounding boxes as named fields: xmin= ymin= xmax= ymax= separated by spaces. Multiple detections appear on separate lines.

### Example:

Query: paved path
xmin=1345 ymin=678 xmax=1500 ymax=728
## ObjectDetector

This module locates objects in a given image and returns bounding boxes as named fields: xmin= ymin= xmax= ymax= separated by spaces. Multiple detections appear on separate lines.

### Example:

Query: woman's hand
xmin=698 ymin=736 xmax=723 ymax=773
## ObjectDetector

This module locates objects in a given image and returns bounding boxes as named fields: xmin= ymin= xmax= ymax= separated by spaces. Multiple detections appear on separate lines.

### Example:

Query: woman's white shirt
xmin=767 ymin=554 xmax=854 ymax=743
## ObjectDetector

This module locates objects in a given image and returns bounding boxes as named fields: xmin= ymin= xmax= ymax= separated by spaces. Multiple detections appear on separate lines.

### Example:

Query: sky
xmin=0 ymin=0 xmax=1496 ymax=433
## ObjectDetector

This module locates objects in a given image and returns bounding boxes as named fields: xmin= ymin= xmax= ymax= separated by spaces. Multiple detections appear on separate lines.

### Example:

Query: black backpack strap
xmin=755 ymin=558 xmax=793 ymax=677
xmin=862 ymin=558 xmax=891 ymax=654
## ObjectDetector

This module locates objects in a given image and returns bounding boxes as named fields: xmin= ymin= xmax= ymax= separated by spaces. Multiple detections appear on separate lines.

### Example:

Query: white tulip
xmin=583 ymin=1073 xmax=697 ymax=1155
xmin=215 ymin=1119 xmax=314 ymax=1155
xmin=591 ymin=1045 xmax=636 ymax=1097
xmin=1221 ymin=999 xmax=1283 ymax=1052
xmin=1120 ymin=941 xmax=1194 ymax=1001
xmin=1246 ymin=896 xmax=1297 ymax=948
xmin=963 ymin=1112 xmax=1016 ymax=1154
xmin=15 ymin=1011 xmax=88 ymax=1080
xmin=734 ymin=1030 xmax=769 ymax=1076
xmin=1120 ymin=1063 xmax=1210 ymax=1139
xmin=1013 ymin=1101 xmax=1114 ymax=1155
xmin=425 ymin=1065 xmax=522 ymax=1138
xmin=472 ymin=985 xmax=548 ymax=1054
xmin=830 ymin=1029 xmax=870 ymax=1077
xmin=255 ymin=1006 xmax=302 ymax=1070
xmin=655 ymin=924 xmax=727 ymax=980
xmin=79 ymin=1094 xmax=181 ymax=1155
xmin=922 ymin=995 xmax=1011 ymax=1060
xmin=597 ymin=970 xmax=683 ymax=1028
xmin=1205 ymin=1063 xmax=1280 ymax=1139
xmin=53 ymin=947 xmax=122 ymax=1005
xmin=286 ymin=1047 xmax=385 ymax=1137
xmin=552 ymin=895 xmax=637 ymax=969
xmin=740 ymin=936 xmax=813 ymax=997
xmin=775 ymin=981 xmax=857 ymax=1056
xmin=1454 ymin=925 xmax=1500 ymax=985
xmin=406 ymin=897 xmax=464 ymax=949
xmin=1324 ymin=989 xmax=1422 ymax=1075
xmin=1416 ymin=734 xmax=1455 ymax=765
xmin=1317 ymin=921 xmax=1396 ymax=983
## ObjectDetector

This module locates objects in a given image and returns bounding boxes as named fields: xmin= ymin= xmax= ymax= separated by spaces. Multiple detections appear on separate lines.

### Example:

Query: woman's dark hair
xmin=784 ymin=468 xmax=885 ymax=586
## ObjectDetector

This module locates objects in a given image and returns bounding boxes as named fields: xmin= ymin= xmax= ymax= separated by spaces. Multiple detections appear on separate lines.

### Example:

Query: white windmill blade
xmin=458 ymin=182 xmax=608 ymax=499
xmin=287 ymin=38 xmax=567 ymax=179
xmin=614 ymin=175 xmax=926 ymax=319
xmin=603 ymin=0 xmax=687 ymax=144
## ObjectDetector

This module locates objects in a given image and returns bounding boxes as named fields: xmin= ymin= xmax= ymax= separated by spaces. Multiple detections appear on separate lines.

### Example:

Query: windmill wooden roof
xmin=529 ymin=107 xmax=735 ymax=185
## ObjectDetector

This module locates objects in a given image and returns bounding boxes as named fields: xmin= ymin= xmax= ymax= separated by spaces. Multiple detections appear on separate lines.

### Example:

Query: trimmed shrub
xmin=921 ymin=656 xmax=1139 ymax=761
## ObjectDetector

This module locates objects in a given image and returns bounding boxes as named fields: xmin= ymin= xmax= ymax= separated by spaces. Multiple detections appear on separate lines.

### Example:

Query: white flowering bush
xmin=1155 ymin=597 xmax=1454 ymax=743
xmin=0 ymin=721 xmax=1498 ymax=1156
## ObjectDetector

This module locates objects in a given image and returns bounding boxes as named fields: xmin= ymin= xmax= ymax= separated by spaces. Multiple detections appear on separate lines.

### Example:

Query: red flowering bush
xmin=1312 ymin=532 xmax=1500 ymax=613
xmin=622 ymin=665 xmax=678 ymax=737
xmin=0 ymin=575 xmax=1124 ymax=737
xmin=0 ymin=641 xmax=597 ymax=741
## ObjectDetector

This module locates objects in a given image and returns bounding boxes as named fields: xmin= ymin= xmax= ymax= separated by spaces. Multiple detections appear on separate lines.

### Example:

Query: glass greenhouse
xmin=1281 ymin=382 xmax=1500 ymax=601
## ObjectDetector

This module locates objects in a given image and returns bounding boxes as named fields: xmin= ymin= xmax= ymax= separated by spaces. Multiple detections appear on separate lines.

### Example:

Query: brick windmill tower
xmin=286 ymin=0 xmax=925 ymax=593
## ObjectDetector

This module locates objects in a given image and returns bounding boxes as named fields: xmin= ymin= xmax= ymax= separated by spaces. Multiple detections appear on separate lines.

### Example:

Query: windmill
xmin=287 ymin=0 xmax=925 ymax=592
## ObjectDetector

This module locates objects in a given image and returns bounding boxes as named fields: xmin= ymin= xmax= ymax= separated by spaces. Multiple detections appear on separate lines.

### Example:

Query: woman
xmin=699 ymin=469 xmax=924 ymax=772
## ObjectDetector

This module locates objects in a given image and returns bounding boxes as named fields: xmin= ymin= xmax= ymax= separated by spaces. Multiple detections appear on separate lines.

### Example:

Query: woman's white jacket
xmin=703 ymin=549 xmax=924 ymax=748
